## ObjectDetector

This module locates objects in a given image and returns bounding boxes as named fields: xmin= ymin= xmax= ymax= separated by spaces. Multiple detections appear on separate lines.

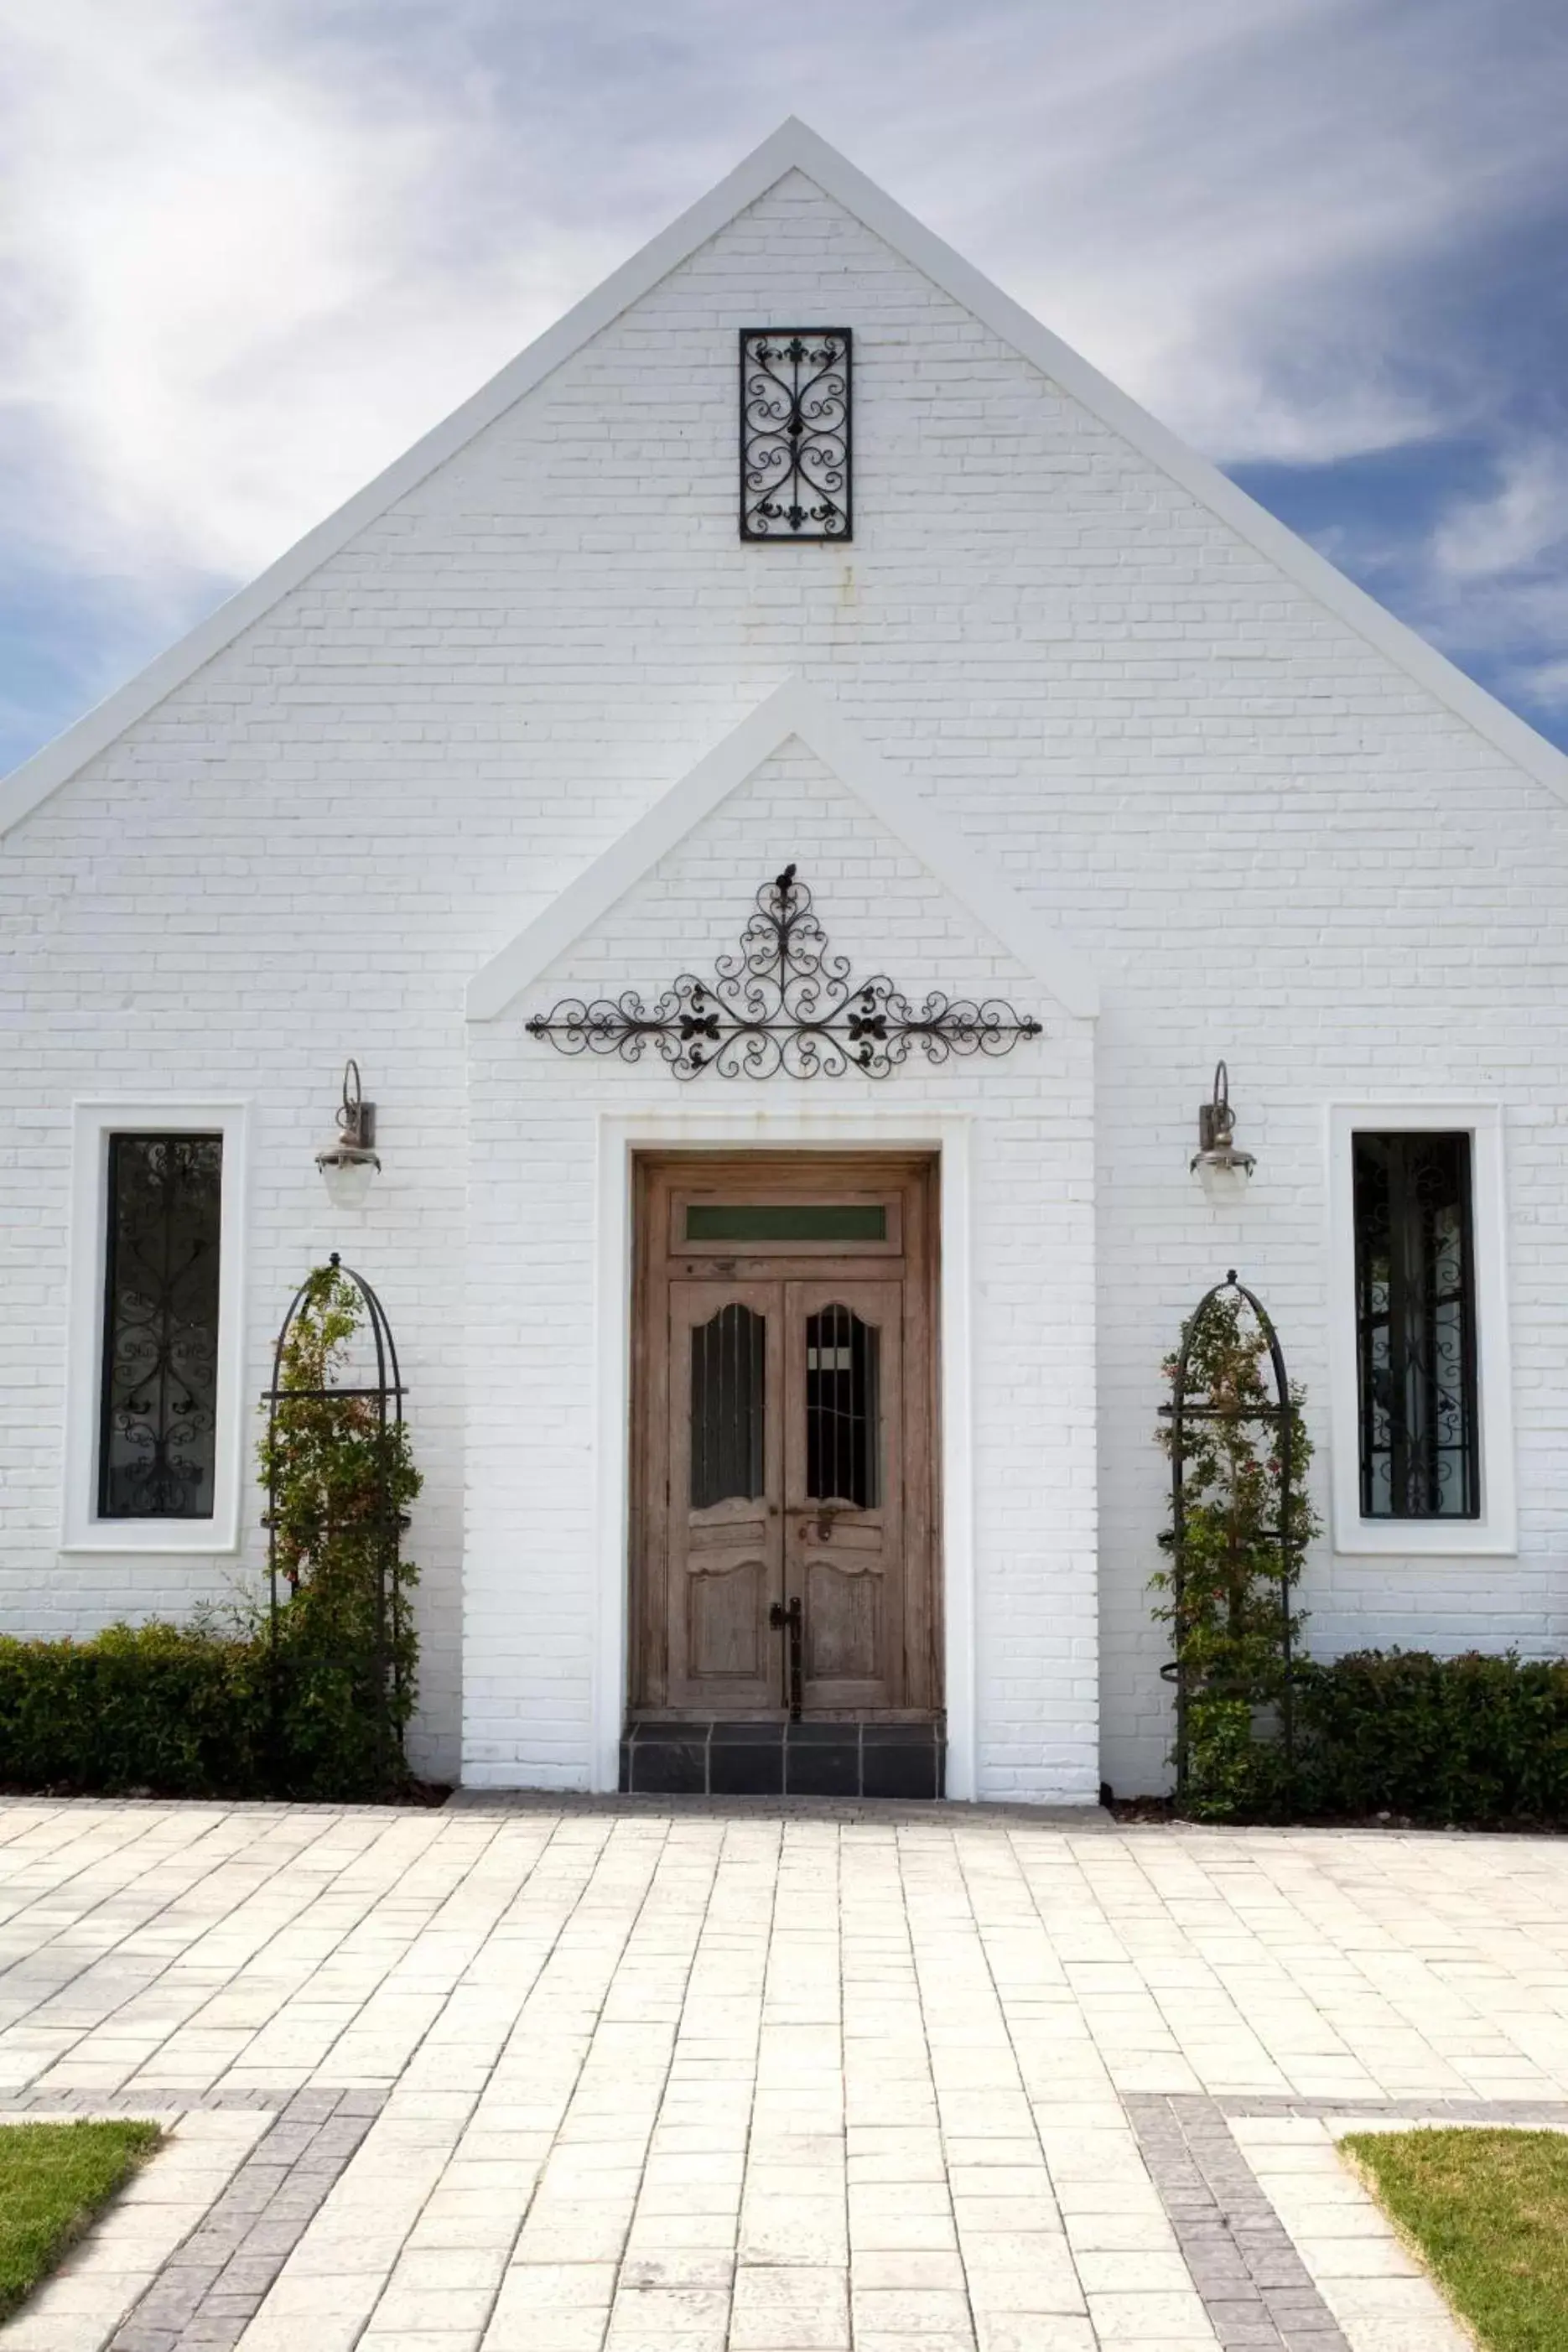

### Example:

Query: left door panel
xmin=665 ymin=1281 xmax=785 ymax=1711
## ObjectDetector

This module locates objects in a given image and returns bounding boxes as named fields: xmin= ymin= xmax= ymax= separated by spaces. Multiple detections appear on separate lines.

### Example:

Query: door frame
xmin=589 ymin=1106 xmax=978 ymax=1796
xmin=634 ymin=1160 xmax=937 ymax=1721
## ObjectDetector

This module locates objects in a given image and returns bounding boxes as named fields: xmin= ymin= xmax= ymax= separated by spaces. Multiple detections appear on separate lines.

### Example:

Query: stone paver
xmin=0 ymin=1800 xmax=1565 ymax=2350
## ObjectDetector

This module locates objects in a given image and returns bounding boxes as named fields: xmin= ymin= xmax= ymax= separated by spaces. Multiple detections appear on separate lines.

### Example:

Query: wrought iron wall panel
xmin=527 ymin=865 xmax=1041 ymax=1079
xmin=98 ymin=1134 xmax=223 ymax=1519
xmin=740 ymin=330 xmax=852 ymax=541
xmin=1353 ymin=1130 xmax=1479 ymax=1519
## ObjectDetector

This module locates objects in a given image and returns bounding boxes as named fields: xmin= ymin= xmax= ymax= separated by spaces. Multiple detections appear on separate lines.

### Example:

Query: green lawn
xmin=0 ymin=2120 xmax=161 ymax=2319
xmin=1342 ymin=2127 xmax=1568 ymax=2352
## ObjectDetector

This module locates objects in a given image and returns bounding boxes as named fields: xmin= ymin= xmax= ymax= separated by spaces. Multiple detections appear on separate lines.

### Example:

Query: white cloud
xmin=0 ymin=2 xmax=625 ymax=575
xmin=0 ymin=0 xmax=1564 ymax=703
xmin=1430 ymin=446 xmax=1568 ymax=584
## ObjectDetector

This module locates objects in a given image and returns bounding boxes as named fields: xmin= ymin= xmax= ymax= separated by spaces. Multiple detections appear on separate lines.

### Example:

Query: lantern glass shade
xmin=1195 ymin=1151 xmax=1252 ymax=1204
xmin=318 ymin=1151 xmax=377 ymax=1211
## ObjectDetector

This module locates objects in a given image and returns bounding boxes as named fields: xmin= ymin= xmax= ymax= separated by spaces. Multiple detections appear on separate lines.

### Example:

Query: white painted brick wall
xmin=463 ymin=748 xmax=1098 ymax=1799
xmin=2 ymin=170 xmax=1565 ymax=1793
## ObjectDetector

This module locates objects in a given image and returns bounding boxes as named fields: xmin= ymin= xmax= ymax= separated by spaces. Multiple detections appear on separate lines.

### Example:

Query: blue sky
xmin=3 ymin=0 xmax=1566 ymax=774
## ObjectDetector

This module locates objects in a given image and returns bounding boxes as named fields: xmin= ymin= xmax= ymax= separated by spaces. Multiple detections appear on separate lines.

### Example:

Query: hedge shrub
xmin=0 ymin=1615 xmax=419 ymax=1802
xmin=1294 ymin=1649 xmax=1568 ymax=1826
xmin=0 ymin=1623 xmax=267 ymax=1799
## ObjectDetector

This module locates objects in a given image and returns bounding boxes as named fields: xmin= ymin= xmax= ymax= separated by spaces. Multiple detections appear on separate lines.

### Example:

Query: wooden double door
xmin=631 ymin=1155 xmax=940 ymax=1721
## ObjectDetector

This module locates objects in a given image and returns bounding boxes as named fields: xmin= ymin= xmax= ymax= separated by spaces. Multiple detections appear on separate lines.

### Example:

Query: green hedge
xmin=0 ymin=1620 xmax=412 ymax=1803
xmin=1294 ymin=1649 xmax=1568 ymax=1826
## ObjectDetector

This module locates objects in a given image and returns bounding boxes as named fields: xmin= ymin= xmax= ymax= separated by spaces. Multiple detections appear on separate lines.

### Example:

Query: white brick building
xmin=3 ymin=121 xmax=1565 ymax=1803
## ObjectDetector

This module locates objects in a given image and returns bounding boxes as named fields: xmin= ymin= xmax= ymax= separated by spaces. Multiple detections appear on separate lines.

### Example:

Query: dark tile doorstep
xmin=621 ymin=1719 xmax=944 ymax=1799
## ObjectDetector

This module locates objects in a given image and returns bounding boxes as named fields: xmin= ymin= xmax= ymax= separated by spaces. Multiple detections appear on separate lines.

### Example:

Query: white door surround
xmin=591 ymin=1104 xmax=978 ymax=1795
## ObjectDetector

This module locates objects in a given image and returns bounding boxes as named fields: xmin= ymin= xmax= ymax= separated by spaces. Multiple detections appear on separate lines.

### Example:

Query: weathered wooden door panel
xmin=786 ymin=1280 xmax=903 ymax=1711
xmin=666 ymin=1281 xmax=783 ymax=1712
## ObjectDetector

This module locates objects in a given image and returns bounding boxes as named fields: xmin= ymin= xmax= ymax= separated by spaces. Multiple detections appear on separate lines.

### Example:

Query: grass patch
xmin=0 ymin=2119 xmax=161 ymax=2319
xmin=1342 ymin=2127 xmax=1568 ymax=2352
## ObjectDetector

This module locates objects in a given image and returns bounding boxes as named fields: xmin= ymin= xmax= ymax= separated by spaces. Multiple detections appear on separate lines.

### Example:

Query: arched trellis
xmin=1159 ymin=1269 xmax=1295 ymax=1802
xmin=262 ymin=1254 xmax=409 ymax=1784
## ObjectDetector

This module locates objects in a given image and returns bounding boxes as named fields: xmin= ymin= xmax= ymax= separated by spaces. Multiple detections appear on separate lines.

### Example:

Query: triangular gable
xmin=465 ymin=678 xmax=1099 ymax=1022
xmin=5 ymin=115 xmax=1567 ymax=839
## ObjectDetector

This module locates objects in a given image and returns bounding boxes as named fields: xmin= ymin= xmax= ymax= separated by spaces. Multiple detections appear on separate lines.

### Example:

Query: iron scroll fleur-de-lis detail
xmin=524 ymin=867 xmax=1043 ymax=1080
xmin=740 ymin=330 xmax=852 ymax=540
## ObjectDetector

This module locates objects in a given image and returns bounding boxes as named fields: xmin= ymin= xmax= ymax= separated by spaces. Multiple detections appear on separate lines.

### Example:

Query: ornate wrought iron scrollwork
xmin=526 ymin=864 xmax=1043 ymax=1080
xmin=740 ymin=330 xmax=852 ymax=540
xmin=98 ymin=1133 xmax=223 ymax=1519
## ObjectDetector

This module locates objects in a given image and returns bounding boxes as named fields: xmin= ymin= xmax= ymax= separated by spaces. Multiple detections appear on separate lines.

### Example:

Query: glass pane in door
xmin=805 ymin=1304 xmax=880 ymax=1506
xmin=690 ymin=1302 xmax=766 ymax=1508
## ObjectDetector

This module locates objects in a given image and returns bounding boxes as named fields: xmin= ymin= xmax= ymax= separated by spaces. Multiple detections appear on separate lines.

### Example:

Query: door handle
xmin=768 ymin=1597 xmax=803 ymax=1721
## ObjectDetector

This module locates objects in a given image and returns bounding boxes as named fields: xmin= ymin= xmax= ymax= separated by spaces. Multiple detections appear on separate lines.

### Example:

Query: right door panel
xmin=785 ymin=1280 xmax=904 ymax=1711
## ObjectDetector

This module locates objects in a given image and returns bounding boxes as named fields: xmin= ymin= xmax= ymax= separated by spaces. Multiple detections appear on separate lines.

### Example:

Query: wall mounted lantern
xmin=315 ymin=1060 xmax=380 ymax=1209
xmin=1191 ymin=1061 xmax=1254 ymax=1203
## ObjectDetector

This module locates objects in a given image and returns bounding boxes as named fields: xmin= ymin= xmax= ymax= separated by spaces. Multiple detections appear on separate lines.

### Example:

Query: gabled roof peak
xmin=465 ymin=677 xmax=1101 ymax=1022
xmin=3 ymin=117 xmax=1566 ymax=835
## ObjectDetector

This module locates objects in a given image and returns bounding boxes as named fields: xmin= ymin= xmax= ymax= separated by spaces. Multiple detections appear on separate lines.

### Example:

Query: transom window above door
xmin=671 ymin=1187 xmax=901 ymax=1257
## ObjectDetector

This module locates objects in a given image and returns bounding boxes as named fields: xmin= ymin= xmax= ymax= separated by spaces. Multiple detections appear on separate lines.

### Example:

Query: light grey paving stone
xmin=5 ymin=1803 xmax=1568 ymax=2349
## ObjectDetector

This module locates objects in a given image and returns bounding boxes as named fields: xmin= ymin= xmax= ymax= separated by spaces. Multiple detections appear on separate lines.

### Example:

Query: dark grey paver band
xmin=1126 ymin=2090 xmax=1568 ymax=2352
xmin=1125 ymin=2093 xmax=1352 ymax=2352
xmin=107 ymin=2088 xmax=387 ymax=2352
xmin=6 ymin=2087 xmax=387 ymax=2352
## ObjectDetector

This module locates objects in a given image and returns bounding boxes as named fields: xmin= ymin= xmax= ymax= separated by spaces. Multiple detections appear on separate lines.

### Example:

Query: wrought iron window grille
xmin=525 ymin=864 xmax=1043 ymax=1080
xmin=740 ymin=330 xmax=852 ymax=541
xmin=98 ymin=1132 xmax=223 ymax=1519
xmin=1353 ymin=1130 xmax=1480 ymax=1519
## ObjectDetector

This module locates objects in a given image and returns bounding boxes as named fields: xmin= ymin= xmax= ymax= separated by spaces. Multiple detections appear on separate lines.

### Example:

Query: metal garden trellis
xmin=1159 ymin=1269 xmax=1296 ymax=1803
xmin=262 ymin=1253 xmax=408 ymax=1786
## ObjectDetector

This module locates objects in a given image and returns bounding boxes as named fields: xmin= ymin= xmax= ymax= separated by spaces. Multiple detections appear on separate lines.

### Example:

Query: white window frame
xmin=1327 ymin=1103 xmax=1514 ymax=1556
xmin=61 ymin=1100 xmax=249 ymax=1555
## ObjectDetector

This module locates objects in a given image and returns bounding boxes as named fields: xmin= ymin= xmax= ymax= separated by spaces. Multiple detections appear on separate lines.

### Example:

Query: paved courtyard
xmin=1 ymin=1798 xmax=1566 ymax=2352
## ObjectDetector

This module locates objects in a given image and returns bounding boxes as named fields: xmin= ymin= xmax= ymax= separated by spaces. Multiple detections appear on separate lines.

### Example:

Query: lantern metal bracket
xmin=334 ymin=1060 xmax=376 ymax=1153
